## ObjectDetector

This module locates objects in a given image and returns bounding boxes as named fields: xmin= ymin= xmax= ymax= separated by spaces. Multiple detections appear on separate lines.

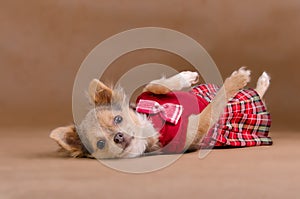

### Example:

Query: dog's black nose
xmin=114 ymin=132 xmax=124 ymax=144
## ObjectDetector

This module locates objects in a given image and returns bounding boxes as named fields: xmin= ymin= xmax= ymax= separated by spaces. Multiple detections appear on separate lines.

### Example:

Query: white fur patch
xmin=178 ymin=71 xmax=199 ymax=87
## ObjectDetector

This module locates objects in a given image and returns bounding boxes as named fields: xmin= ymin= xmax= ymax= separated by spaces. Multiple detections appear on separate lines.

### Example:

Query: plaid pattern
xmin=136 ymin=99 xmax=183 ymax=125
xmin=192 ymin=84 xmax=272 ymax=147
xmin=192 ymin=84 xmax=219 ymax=102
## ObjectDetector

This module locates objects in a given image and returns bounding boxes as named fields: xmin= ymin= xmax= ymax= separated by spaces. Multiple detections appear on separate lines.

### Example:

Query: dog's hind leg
xmin=143 ymin=71 xmax=199 ymax=94
xmin=255 ymin=72 xmax=271 ymax=98
xmin=188 ymin=67 xmax=251 ymax=150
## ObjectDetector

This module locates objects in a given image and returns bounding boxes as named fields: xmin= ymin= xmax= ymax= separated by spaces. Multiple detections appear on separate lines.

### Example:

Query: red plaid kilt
xmin=192 ymin=84 xmax=272 ymax=147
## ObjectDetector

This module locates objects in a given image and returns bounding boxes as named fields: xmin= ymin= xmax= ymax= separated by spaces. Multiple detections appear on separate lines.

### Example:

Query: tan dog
xmin=50 ymin=67 xmax=271 ymax=158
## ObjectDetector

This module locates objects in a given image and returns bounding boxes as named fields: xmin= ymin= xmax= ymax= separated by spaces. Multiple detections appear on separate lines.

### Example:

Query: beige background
xmin=1 ymin=0 xmax=300 ymax=130
xmin=1 ymin=1 xmax=300 ymax=199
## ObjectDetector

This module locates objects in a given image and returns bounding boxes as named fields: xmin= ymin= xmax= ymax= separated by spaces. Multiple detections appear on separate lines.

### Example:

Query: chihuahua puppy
xmin=50 ymin=67 xmax=272 ymax=158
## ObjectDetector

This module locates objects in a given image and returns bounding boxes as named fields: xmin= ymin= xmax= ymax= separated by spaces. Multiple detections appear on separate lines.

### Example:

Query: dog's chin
xmin=120 ymin=137 xmax=148 ymax=158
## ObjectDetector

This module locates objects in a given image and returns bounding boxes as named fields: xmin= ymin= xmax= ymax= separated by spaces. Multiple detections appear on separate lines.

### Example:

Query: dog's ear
xmin=50 ymin=125 xmax=87 ymax=157
xmin=89 ymin=79 xmax=113 ymax=105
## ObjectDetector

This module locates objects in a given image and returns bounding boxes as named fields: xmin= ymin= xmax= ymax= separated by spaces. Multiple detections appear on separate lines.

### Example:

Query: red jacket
xmin=136 ymin=90 xmax=209 ymax=153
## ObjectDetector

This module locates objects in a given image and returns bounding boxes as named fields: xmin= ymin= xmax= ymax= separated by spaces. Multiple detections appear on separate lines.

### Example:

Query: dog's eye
xmin=97 ymin=140 xmax=106 ymax=150
xmin=113 ymin=115 xmax=123 ymax=124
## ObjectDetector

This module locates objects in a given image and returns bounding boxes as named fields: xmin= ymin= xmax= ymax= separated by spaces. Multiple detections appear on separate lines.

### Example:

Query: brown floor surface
xmin=0 ymin=128 xmax=299 ymax=199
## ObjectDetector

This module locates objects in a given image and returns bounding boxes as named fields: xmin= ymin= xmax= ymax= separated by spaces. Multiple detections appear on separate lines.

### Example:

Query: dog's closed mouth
xmin=124 ymin=141 xmax=130 ymax=150
xmin=124 ymin=136 xmax=134 ymax=149
xmin=117 ymin=134 xmax=134 ymax=151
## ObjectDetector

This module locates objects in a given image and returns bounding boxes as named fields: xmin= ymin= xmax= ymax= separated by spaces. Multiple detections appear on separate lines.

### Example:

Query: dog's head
xmin=50 ymin=79 xmax=160 ymax=159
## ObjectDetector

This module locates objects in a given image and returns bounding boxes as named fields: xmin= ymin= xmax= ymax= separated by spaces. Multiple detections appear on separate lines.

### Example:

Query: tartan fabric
xmin=192 ymin=84 xmax=273 ymax=147
xmin=192 ymin=84 xmax=219 ymax=103
xmin=136 ymin=99 xmax=183 ymax=125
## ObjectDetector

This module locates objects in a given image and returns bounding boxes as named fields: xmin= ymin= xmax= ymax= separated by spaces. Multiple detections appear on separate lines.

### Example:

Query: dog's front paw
xmin=179 ymin=71 xmax=199 ymax=87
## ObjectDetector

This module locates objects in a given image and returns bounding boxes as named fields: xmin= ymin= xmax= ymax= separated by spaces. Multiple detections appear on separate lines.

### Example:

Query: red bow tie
xmin=136 ymin=99 xmax=183 ymax=124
